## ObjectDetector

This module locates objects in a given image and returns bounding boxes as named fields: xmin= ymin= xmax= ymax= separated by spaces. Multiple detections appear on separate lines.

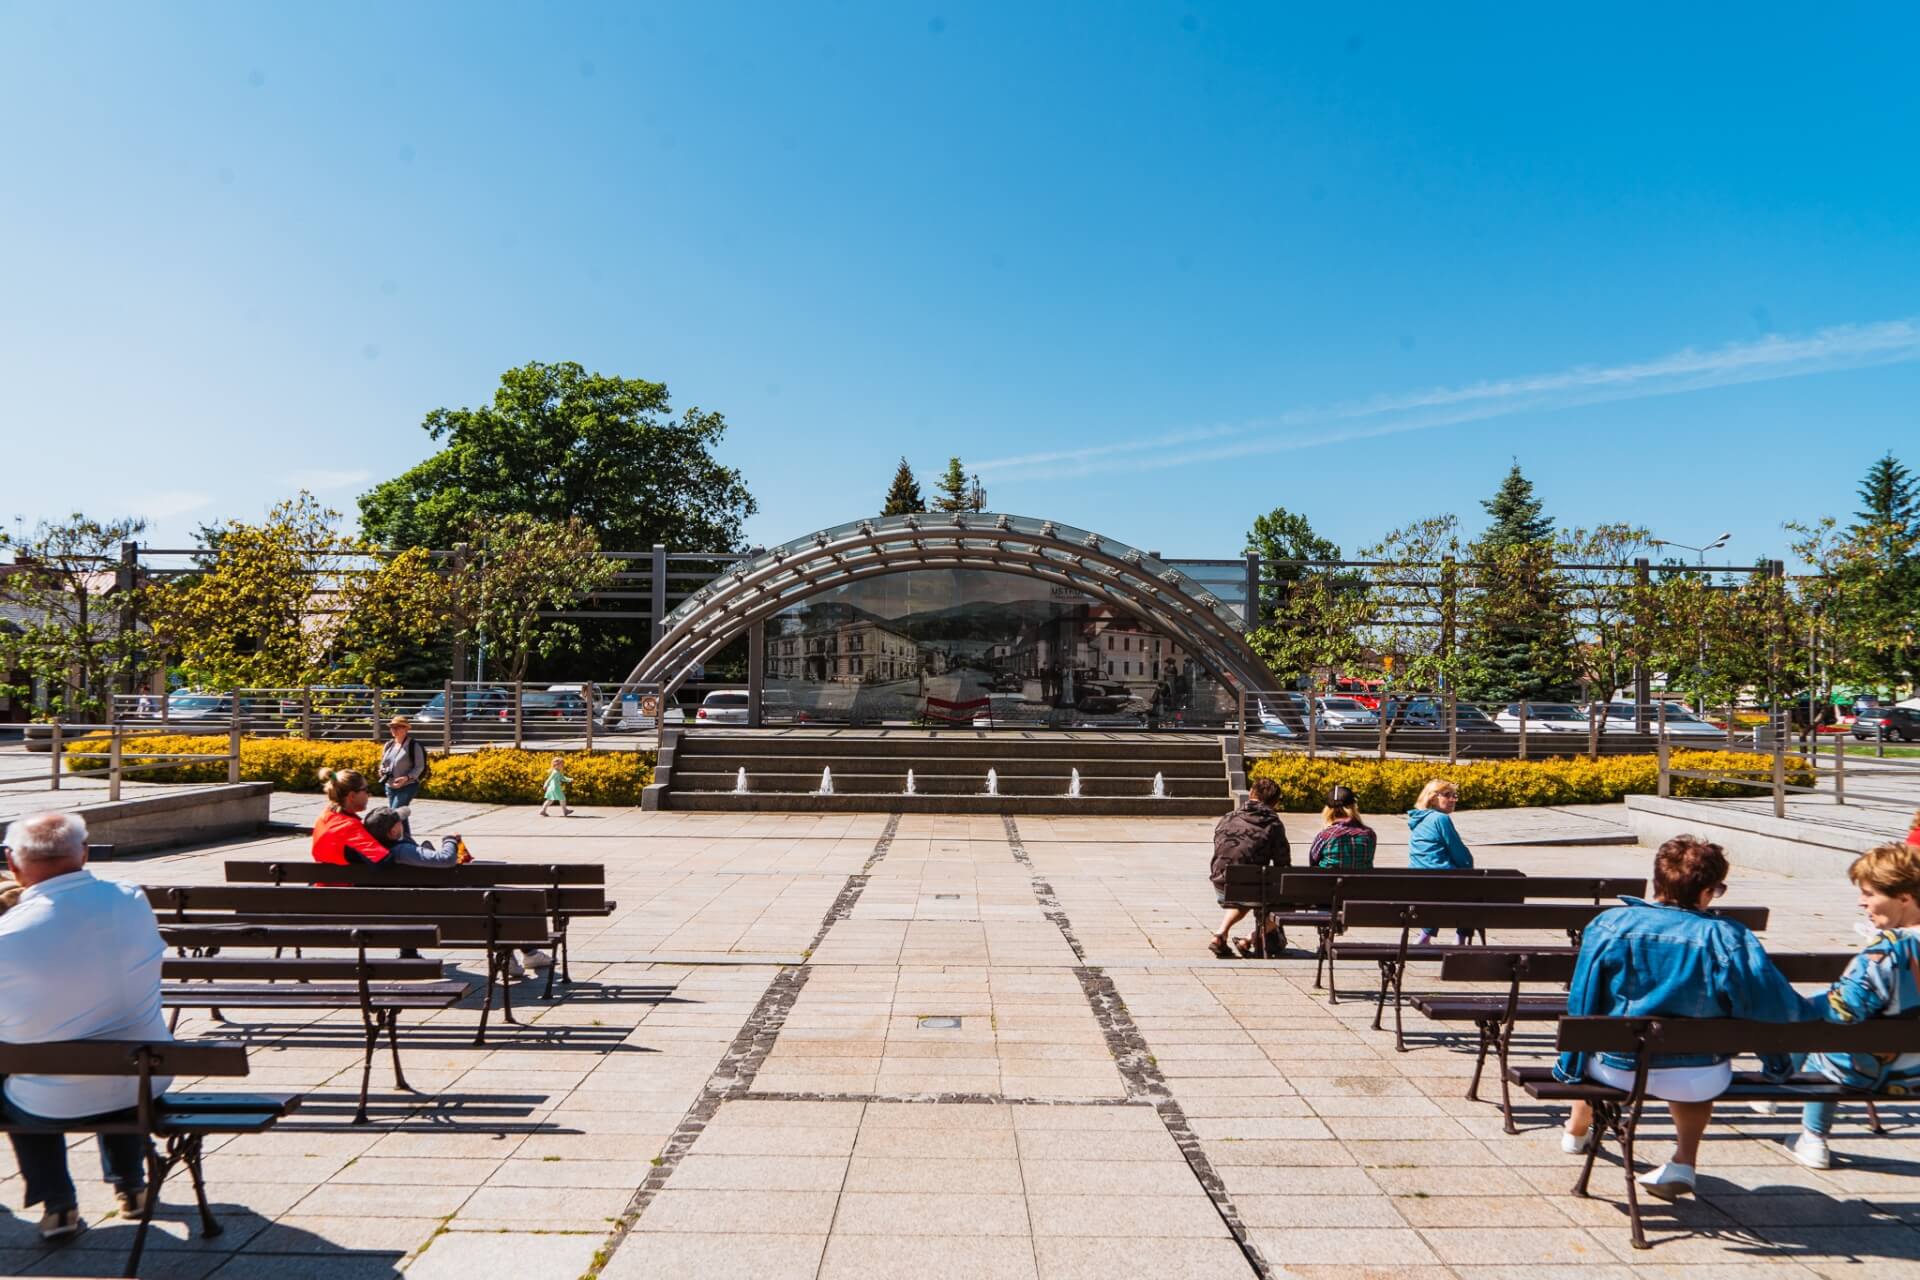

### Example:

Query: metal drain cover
xmin=934 ymin=894 xmax=961 ymax=901
xmin=919 ymin=1016 xmax=962 ymax=1030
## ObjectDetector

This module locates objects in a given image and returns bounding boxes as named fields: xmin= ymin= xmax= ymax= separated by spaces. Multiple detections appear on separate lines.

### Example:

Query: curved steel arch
xmin=614 ymin=512 xmax=1278 ymax=703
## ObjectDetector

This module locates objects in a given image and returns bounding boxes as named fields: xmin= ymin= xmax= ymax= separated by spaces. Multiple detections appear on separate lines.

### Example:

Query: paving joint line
xmin=589 ymin=813 xmax=899 ymax=1275
xmin=1005 ymin=814 xmax=1278 ymax=1280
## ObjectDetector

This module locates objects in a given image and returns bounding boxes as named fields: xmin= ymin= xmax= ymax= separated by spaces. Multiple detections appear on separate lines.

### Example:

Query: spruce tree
xmin=881 ymin=457 xmax=926 ymax=515
xmin=1463 ymin=463 xmax=1574 ymax=702
xmin=1480 ymin=462 xmax=1554 ymax=547
xmin=1852 ymin=453 xmax=1919 ymax=552
xmin=932 ymin=457 xmax=971 ymax=512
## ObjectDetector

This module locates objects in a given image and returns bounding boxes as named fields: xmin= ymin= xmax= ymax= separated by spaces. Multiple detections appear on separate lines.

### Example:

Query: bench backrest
xmin=0 ymin=1040 xmax=249 ymax=1077
xmin=225 ymin=860 xmax=606 ymax=888
xmin=1340 ymin=900 xmax=1770 ymax=933
xmin=145 ymin=884 xmax=550 ymax=918
xmin=1557 ymin=1014 xmax=1920 ymax=1058
xmin=152 ymin=910 xmax=549 ymax=945
xmin=160 ymin=924 xmax=442 ymax=951
xmin=1440 ymin=948 xmax=1852 ymax=987
xmin=1257 ymin=869 xmax=1525 ymax=908
xmin=163 ymin=956 xmax=447 ymax=982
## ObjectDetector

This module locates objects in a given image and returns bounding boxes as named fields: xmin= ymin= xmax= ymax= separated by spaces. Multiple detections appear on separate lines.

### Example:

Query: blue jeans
xmin=2 ymin=1087 xmax=151 ymax=1212
xmin=1795 ymin=1053 xmax=1838 ymax=1136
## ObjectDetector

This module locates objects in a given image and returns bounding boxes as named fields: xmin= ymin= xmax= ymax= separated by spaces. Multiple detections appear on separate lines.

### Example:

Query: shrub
xmin=61 ymin=735 xmax=655 ymax=806
xmin=1245 ymin=750 xmax=1808 ymax=812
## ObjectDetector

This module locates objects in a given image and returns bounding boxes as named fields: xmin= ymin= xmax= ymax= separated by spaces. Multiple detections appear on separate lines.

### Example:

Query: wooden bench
xmin=1335 ymin=900 xmax=1769 ymax=1050
xmin=1417 ymin=948 xmax=1853 ymax=1131
xmin=1511 ymin=1015 xmax=1920 ymax=1249
xmin=0 ymin=1039 xmax=297 ymax=1277
xmin=1308 ymin=875 xmax=1646 ymax=997
xmin=143 ymin=885 xmax=551 ymax=1043
xmin=1220 ymin=867 xmax=1525 ymax=975
xmin=223 ymin=860 xmax=615 ymax=991
xmin=159 ymin=923 xmax=468 ymax=1123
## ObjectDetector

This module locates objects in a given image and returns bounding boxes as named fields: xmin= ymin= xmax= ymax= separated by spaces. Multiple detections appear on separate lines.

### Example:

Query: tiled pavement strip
xmin=0 ymin=798 xmax=1916 ymax=1277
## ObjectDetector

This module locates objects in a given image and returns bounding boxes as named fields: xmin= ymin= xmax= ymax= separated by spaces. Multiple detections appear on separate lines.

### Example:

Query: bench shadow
xmin=0 ymin=1198 xmax=405 ymax=1276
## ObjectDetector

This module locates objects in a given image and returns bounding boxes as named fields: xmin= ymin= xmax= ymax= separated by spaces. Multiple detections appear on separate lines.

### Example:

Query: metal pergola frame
xmin=611 ymin=512 xmax=1280 ymax=706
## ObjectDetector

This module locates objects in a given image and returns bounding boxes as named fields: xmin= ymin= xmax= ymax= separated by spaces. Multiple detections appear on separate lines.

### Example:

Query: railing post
xmin=442 ymin=680 xmax=454 ymax=752
xmin=1656 ymin=732 xmax=1670 ymax=798
xmin=372 ymin=688 xmax=383 ymax=745
xmin=513 ymin=680 xmax=524 ymax=750
xmin=650 ymin=544 xmax=668 ymax=648
xmin=1305 ymin=674 xmax=1318 ymax=761
xmin=1726 ymin=701 xmax=1737 ymax=751
xmin=301 ymin=687 xmax=313 ymax=740
xmin=1833 ymin=734 xmax=1845 ymax=806
xmin=1236 ymin=690 xmax=1246 ymax=762
xmin=1446 ymin=687 xmax=1458 ymax=766
xmin=49 ymin=721 xmax=62 ymax=790
xmin=1518 ymin=699 xmax=1528 ymax=761
xmin=228 ymin=718 xmax=242 ymax=784
xmin=108 ymin=723 xmax=123 ymax=802
xmin=584 ymin=684 xmax=595 ymax=752
xmin=1771 ymin=712 xmax=1786 ymax=819
xmin=1877 ymin=722 xmax=1887 ymax=758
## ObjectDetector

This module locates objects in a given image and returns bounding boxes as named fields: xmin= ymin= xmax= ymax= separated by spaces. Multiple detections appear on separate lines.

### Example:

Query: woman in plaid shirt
xmin=1307 ymin=785 xmax=1376 ymax=869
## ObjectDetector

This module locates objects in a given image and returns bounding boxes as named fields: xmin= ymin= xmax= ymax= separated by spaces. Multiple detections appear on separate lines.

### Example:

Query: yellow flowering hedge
xmin=1246 ymin=750 xmax=1808 ymax=812
xmin=61 ymin=735 xmax=655 ymax=806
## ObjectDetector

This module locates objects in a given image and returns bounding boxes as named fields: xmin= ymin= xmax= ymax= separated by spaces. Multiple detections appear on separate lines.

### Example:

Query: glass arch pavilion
xmin=614 ymin=512 xmax=1280 ymax=729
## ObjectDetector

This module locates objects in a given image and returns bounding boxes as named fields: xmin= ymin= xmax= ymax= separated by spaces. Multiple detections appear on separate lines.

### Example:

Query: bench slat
xmin=226 ymin=861 xmax=606 ymax=887
xmin=160 ymin=924 xmax=442 ymax=949
xmin=151 ymin=911 xmax=552 ymax=946
xmin=1557 ymin=1014 xmax=1920 ymax=1056
xmin=146 ymin=885 xmax=551 ymax=917
xmin=163 ymin=957 xmax=448 ymax=982
xmin=0 ymin=1040 xmax=249 ymax=1077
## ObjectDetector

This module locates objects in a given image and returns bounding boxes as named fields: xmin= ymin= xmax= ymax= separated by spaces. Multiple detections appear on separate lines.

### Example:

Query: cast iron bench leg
xmin=1370 ymin=961 xmax=1395 ymax=1031
xmin=1466 ymin=1022 xmax=1492 ymax=1101
xmin=474 ymin=952 xmax=498 ymax=1045
xmin=386 ymin=1009 xmax=412 ymax=1092
xmin=1868 ymin=1100 xmax=1887 ymax=1134
xmin=356 ymin=1015 xmax=379 ymax=1124
xmin=1571 ymin=1098 xmax=1614 ymax=1198
xmin=1620 ymin=1093 xmax=1652 ymax=1250
xmin=177 ymin=1134 xmax=220 ymax=1239
xmin=1495 ymin=1019 xmax=1519 ymax=1134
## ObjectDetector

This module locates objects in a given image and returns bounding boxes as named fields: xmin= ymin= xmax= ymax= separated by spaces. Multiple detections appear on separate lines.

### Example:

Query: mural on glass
xmin=761 ymin=568 xmax=1232 ymax=727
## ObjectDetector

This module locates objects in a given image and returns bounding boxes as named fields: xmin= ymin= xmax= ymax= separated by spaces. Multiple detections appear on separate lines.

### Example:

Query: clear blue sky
xmin=4 ymin=2 xmax=1916 ymax=564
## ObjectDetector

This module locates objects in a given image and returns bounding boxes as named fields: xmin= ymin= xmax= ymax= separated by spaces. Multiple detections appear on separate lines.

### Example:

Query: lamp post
xmin=1650 ymin=534 xmax=1730 ymax=717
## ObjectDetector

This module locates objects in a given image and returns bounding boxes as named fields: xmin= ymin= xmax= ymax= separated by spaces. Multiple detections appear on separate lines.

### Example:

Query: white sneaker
xmin=505 ymin=953 xmax=527 ymax=979
xmin=1790 ymin=1130 xmax=1832 ymax=1169
xmin=1562 ymin=1128 xmax=1596 ymax=1154
xmin=1636 ymin=1162 xmax=1696 ymax=1201
xmin=1749 ymin=1100 xmax=1780 ymax=1116
xmin=524 ymin=949 xmax=555 ymax=971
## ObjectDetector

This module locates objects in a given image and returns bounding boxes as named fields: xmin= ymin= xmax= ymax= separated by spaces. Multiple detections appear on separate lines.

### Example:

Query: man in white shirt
xmin=0 ymin=812 xmax=170 ymax=1242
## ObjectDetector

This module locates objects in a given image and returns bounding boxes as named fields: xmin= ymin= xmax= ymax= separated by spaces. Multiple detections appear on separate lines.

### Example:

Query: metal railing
xmin=1660 ymin=710 xmax=1920 ymax=820
xmin=1237 ymin=681 xmax=1777 ymax=764
xmin=0 ymin=722 xmax=241 ymax=800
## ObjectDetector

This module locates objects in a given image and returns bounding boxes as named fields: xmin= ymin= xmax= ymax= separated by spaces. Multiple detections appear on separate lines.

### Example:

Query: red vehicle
xmin=1330 ymin=677 xmax=1385 ymax=710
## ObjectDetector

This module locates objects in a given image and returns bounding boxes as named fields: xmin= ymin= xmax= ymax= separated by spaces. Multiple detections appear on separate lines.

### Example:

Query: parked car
xmin=1252 ymin=698 xmax=1298 ymax=737
xmin=519 ymin=689 xmax=589 ymax=722
xmin=1596 ymin=702 xmax=1727 ymax=737
xmin=760 ymin=690 xmax=809 ymax=725
xmin=1853 ymin=704 xmax=1920 ymax=742
xmin=1495 ymin=702 xmax=1589 ymax=733
xmin=1312 ymin=696 xmax=1379 ymax=730
xmin=1378 ymin=697 xmax=1502 ymax=732
xmin=695 ymin=690 xmax=752 ymax=725
xmin=413 ymin=687 xmax=512 ymax=724
xmin=165 ymin=691 xmax=235 ymax=721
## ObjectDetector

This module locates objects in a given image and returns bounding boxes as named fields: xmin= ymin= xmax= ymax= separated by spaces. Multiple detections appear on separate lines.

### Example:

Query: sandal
xmin=1207 ymin=933 xmax=1233 ymax=959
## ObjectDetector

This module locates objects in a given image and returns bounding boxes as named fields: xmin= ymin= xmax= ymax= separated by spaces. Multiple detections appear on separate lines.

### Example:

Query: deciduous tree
xmin=444 ymin=515 xmax=619 ymax=683
xmin=0 ymin=514 xmax=149 ymax=720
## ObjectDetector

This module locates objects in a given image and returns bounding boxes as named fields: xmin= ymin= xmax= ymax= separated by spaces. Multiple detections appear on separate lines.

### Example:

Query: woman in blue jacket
xmin=1407 ymin=779 xmax=1473 ymax=943
xmin=1558 ymin=835 xmax=1817 ymax=1201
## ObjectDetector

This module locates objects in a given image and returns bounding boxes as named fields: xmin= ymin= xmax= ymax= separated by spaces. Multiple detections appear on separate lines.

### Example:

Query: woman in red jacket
xmin=311 ymin=769 xmax=392 ymax=866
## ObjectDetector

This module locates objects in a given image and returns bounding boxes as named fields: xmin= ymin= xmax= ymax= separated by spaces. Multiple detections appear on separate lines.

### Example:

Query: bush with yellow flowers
xmin=61 ymin=734 xmax=655 ymax=806
xmin=1246 ymin=750 xmax=1807 ymax=812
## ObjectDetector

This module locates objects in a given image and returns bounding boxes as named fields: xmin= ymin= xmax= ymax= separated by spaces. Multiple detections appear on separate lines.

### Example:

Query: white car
xmin=1252 ymin=698 xmax=1297 ymax=737
xmin=1596 ymin=702 xmax=1727 ymax=737
xmin=1495 ymin=702 xmax=1590 ymax=733
xmin=1313 ymin=697 xmax=1379 ymax=730
xmin=694 ymin=690 xmax=751 ymax=725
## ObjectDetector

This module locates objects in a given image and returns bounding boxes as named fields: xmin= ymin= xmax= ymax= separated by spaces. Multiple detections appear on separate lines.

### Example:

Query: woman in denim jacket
xmin=1786 ymin=841 xmax=1920 ymax=1169
xmin=1558 ymin=835 xmax=1818 ymax=1201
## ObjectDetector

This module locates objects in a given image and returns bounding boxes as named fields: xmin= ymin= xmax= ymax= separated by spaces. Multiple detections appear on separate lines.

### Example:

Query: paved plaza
xmin=1 ymin=796 xmax=1915 ymax=1278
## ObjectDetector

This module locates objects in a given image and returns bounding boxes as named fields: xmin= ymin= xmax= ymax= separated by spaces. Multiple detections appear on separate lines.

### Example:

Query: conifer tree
xmin=933 ymin=457 xmax=971 ymax=512
xmin=1462 ymin=463 xmax=1575 ymax=702
xmin=881 ymin=457 xmax=926 ymax=515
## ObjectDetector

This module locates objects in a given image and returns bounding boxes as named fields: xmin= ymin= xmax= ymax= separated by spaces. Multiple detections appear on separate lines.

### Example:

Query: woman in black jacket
xmin=1208 ymin=776 xmax=1291 ymax=957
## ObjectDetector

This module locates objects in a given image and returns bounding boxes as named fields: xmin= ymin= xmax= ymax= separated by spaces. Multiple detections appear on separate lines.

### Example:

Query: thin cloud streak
xmin=978 ymin=318 xmax=1920 ymax=481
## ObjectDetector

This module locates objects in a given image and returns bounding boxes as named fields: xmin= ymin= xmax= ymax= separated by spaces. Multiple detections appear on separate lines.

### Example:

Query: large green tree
xmin=1461 ymin=464 xmax=1573 ymax=702
xmin=881 ymin=457 xmax=926 ymax=515
xmin=1242 ymin=507 xmax=1360 ymax=685
xmin=444 ymin=515 xmax=620 ymax=683
xmin=358 ymin=361 xmax=757 ymax=552
xmin=0 ymin=514 xmax=150 ymax=720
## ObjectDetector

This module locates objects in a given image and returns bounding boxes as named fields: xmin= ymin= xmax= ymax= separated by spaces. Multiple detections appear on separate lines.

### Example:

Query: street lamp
xmin=1649 ymin=534 xmax=1730 ymax=716
xmin=1649 ymin=532 xmax=1731 ymax=568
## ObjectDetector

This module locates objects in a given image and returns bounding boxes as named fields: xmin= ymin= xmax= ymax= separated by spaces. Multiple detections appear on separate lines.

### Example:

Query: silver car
xmin=694 ymin=690 xmax=751 ymax=725
xmin=1314 ymin=697 xmax=1379 ymax=730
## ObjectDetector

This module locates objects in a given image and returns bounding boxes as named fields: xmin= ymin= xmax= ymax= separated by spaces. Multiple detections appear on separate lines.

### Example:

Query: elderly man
xmin=0 ymin=813 xmax=169 ymax=1242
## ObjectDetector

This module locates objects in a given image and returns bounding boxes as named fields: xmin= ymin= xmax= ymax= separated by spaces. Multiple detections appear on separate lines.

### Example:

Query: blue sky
xmin=3 ymin=2 xmax=1916 ymax=565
